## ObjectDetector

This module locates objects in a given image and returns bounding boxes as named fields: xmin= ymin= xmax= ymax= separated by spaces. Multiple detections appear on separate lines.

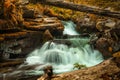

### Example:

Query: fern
xmin=73 ymin=63 xmax=86 ymax=70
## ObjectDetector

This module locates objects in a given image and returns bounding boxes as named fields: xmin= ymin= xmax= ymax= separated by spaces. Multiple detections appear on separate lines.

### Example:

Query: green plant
xmin=73 ymin=63 xmax=86 ymax=70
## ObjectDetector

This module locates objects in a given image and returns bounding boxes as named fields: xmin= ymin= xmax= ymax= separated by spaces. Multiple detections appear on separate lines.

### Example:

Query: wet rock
xmin=50 ymin=58 xmax=120 ymax=80
xmin=0 ymin=31 xmax=43 ymax=60
xmin=17 ymin=64 xmax=41 ymax=70
xmin=43 ymin=30 xmax=53 ymax=43
xmin=52 ymin=39 xmax=71 ymax=46
xmin=63 ymin=33 xmax=90 ymax=39
xmin=76 ymin=17 xmax=97 ymax=33
xmin=37 ymin=66 xmax=53 ymax=80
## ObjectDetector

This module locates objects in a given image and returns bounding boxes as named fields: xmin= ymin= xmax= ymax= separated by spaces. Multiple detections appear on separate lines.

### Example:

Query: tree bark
xmin=39 ymin=0 xmax=120 ymax=19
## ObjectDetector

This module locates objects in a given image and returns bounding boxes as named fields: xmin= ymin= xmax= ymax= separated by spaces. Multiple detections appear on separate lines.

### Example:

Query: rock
xmin=51 ymin=39 xmax=71 ymax=46
xmin=18 ymin=31 xmax=43 ymax=56
xmin=76 ymin=18 xmax=97 ymax=33
xmin=0 ymin=31 xmax=43 ymax=59
xmin=95 ymin=37 xmax=120 ymax=58
xmin=37 ymin=66 xmax=53 ymax=80
xmin=0 ymin=32 xmax=27 ymax=39
xmin=110 ymin=20 xmax=120 ymax=38
xmin=95 ymin=37 xmax=112 ymax=58
xmin=62 ymin=33 xmax=90 ymax=39
xmin=23 ymin=9 xmax=35 ymax=18
xmin=43 ymin=29 xmax=53 ymax=43
xmin=0 ymin=59 xmax=24 ymax=68
xmin=50 ymin=58 xmax=120 ymax=80
xmin=96 ymin=19 xmax=117 ymax=32
xmin=96 ymin=19 xmax=105 ymax=32
xmin=105 ymin=19 xmax=116 ymax=28
xmin=0 ymin=19 xmax=21 ymax=33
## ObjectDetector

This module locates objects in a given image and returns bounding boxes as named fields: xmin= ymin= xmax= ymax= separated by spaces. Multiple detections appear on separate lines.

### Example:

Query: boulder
xmin=76 ymin=17 xmax=97 ymax=33
xmin=95 ymin=37 xmax=112 ymax=58
xmin=37 ymin=66 xmax=53 ymax=80
xmin=42 ymin=29 xmax=53 ymax=43
xmin=96 ymin=19 xmax=117 ymax=32
xmin=95 ymin=37 xmax=120 ymax=59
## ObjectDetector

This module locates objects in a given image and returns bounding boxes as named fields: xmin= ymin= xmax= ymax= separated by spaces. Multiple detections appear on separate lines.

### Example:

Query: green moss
xmin=47 ymin=0 xmax=120 ymax=20
xmin=29 ymin=0 xmax=120 ymax=20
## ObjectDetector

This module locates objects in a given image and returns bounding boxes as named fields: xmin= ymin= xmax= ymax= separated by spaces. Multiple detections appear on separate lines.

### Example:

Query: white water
xmin=62 ymin=21 xmax=79 ymax=35
xmin=26 ymin=21 xmax=103 ymax=74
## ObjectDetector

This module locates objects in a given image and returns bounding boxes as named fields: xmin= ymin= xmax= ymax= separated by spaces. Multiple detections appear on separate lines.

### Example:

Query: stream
xmin=25 ymin=21 xmax=104 ymax=75
xmin=0 ymin=21 xmax=104 ymax=80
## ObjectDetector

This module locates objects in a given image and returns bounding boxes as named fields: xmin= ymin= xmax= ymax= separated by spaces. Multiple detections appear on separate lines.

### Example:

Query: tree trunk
xmin=39 ymin=0 xmax=120 ymax=19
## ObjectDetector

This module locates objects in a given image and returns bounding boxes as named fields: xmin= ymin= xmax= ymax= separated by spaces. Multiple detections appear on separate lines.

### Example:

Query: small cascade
xmin=26 ymin=21 xmax=104 ymax=74
xmin=62 ymin=21 xmax=79 ymax=35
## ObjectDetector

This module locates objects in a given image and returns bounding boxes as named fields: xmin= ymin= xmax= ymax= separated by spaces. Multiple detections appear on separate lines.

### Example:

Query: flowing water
xmin=62 ymin=21 xmax=79 ymax=35
xmin=25 ymin=21 xmax=104 ymax=74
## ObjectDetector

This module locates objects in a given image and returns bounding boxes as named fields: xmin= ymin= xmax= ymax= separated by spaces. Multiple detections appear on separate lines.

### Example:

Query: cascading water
xmin=62 ymin=21 xmax=79 ymax=35
xmin=26 ymin=21 xmax=103 ymax=74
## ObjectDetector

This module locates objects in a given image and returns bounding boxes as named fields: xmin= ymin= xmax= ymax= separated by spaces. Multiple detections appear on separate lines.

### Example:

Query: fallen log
xmin=38 ymin=0 xmax=120 ymax=19
xmin=0 ymin=59 xmax=25 ymax=68
xmin=49 ymin=57 xmax=120 ymax=80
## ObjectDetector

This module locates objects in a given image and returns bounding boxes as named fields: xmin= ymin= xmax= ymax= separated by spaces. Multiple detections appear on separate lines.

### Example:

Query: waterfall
xmin=26 ymin=21 xmax=104 ymax=74
xmin=62 ymin=21 xmax=79 ymax=35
